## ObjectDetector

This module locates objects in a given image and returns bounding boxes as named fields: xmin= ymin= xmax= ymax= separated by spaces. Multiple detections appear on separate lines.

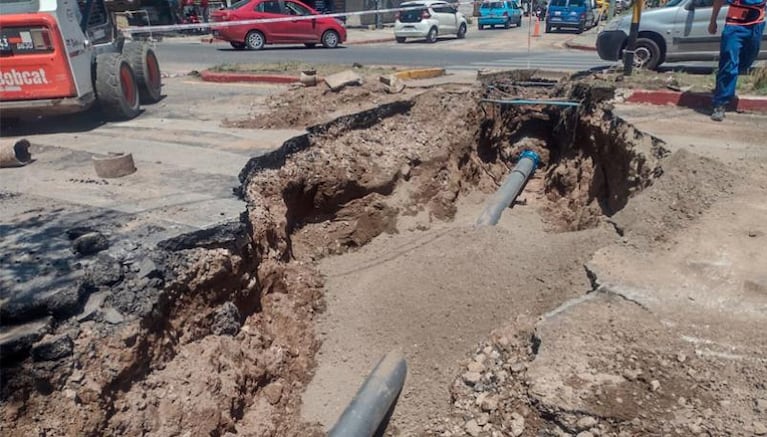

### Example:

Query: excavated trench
xmin=1 ymin=73 xmax=670 ymax=436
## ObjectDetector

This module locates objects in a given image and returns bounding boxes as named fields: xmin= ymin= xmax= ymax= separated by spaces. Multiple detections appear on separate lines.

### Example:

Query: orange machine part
xmin=0 ymin=13 xmax=77 ymax=101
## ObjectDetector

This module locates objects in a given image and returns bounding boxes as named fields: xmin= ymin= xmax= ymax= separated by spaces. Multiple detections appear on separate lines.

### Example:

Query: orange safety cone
xmin=532 ymin=17 xmax=541 ymax=37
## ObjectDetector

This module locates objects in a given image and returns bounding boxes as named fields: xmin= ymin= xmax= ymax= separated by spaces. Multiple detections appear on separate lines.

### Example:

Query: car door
xmin=254 ymin=0 xmax=288 ymax=42
xmin=433 ymin=3 xmax=457 ymax=34
xmin=672 ymin=0 xmax=721 ymax=56
xmin=284 ymin=1 xmax=319 ymax=42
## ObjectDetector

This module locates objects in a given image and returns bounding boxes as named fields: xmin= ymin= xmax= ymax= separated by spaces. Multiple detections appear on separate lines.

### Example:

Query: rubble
xmin=324 ymin=70 xmax=363 ymax=92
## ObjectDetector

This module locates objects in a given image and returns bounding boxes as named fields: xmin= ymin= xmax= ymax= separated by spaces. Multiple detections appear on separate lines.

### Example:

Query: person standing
xmin=200 ymin=0 xmax=210 ymax=22
xmin=709 ymin=0 xmax=766 ymax=121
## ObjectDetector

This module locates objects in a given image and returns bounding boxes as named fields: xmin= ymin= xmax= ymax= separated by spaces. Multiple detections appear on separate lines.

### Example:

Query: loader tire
xmin=95 ymin=53 xmax=141 ymax=121
xmin=123 ymin=42 xmax=163 ymax=104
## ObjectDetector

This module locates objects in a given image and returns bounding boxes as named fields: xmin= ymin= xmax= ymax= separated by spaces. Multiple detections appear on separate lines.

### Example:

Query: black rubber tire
xmin=123 ymin=42 xmax=162 ymax=104
xmin=504 ymin=18 xmax=511 ymax=28
xmin=321 ymin=30 xmax=340 ymax=48
xmin=230 ymin=41 xmax=246 ymax=50
xmin=396 ymin=36 xmax=406 ymax=43
xmin=245 ymin=30 xmax=265 ymax=50
xmin=634 ymin=37 xmax=662 ymax=70
xmin=545 ymin=23 xmax=552 ymax=33
xmin=577 ymin=21 xmax=585 ymax=34
xmin=426 ymin=26 xmax=438 ymax=43
xmin=95 ymin=53 xmax=140 ymax=121
xmin=305 ymin=42 xmax=317 ymax=48
xmin=516 ymin=16 xmax=522 ymax=26
xmin=457 ymin=23 xmax=467 ymax=39
xmin=478 ymin=23 xmax=484 ymax=30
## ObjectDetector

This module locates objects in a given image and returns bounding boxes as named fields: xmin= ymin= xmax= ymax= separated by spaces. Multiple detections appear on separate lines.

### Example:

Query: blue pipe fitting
xmin=519 ymin=150 xmax=540 ymax=171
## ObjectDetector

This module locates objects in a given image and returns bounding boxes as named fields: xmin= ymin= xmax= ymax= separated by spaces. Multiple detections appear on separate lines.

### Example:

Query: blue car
xmin=545 ymin=0 xmax=599 ymax=33
xmin=478 ymin=1 xmax=523 ymax=29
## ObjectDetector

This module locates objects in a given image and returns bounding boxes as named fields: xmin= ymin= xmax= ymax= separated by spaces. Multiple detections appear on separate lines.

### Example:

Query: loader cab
xmin=1 ymin=0 xmax=162 ymax=120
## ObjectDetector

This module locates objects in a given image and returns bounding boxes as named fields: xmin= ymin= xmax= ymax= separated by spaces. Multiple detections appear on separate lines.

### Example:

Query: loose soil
xmin=591 ymin=66 xmax=767 ymax=95
xmin=3 ymin=71 xmax=765 ymax=437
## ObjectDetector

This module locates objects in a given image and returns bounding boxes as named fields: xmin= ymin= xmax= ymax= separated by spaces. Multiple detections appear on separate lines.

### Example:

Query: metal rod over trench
xmin=328 ymin=350 xmax=408 ymax=437
xmin=480 ymin=98 xmax=581 ymax=107
xmin=476 ymin=150 xmax=541 ymax=226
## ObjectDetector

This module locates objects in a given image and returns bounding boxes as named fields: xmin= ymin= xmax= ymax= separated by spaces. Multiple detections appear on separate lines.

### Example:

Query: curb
xmin=564 ymin=38 xmax=597 ymax=52
xmin=626 ymin=89 xmax=767 ymax=113
xmin=199 ymin=70 xmax=300 ymax=84
xmin=346 ymin=37 xmax=396 ymax=45
xmin=394 ymin=68 xmax=446 ymax=80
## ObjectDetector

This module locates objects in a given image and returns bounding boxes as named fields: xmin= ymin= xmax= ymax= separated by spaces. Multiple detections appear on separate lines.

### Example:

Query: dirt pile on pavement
xmin=227 ymin=77 xmax=422 ymax=129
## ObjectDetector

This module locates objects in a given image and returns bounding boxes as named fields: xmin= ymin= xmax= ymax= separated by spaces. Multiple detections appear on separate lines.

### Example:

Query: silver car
xmin=394 ymin=0 xmax=469 ymax=43
xmin=596 ymin=0 xmax=767 ymax=69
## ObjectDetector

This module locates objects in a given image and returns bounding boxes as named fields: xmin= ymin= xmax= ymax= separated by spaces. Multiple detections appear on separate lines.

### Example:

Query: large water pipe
xmin=476 ymin=150 xmax=541 ymax=226
xmin=328 ymin=350 xmax=407 ymax=437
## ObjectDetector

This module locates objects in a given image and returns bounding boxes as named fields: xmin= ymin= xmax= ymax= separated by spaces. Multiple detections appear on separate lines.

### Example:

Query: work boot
xmin=711 ymin=106 xmax=725 ymax=122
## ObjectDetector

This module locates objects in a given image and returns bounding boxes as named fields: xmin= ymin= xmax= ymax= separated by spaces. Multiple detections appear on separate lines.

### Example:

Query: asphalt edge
xmin=199 ymin=70 xmax=300 ymax=84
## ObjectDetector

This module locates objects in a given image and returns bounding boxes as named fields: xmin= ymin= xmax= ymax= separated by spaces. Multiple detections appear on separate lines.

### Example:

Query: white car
xmin=394 ymin=1 xmax=468 ymax=43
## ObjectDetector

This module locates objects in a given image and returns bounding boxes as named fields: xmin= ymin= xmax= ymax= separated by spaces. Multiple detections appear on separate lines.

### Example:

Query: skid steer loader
xmin=0 ymin=0 xmax=162 ymax=120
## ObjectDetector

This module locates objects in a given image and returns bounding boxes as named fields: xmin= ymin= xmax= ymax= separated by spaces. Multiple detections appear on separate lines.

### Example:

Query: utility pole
xmin=622 ymin=0 xmax=644 ymax=75
xmin=375 ymin=0 xmax=382 ymax=29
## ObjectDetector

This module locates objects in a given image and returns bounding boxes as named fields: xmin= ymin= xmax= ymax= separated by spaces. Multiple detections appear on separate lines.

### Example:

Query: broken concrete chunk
xmin=31 ymin=333 xmax=74 ymax=361
xmin=379 ymin=74 xmax=406 ymax=94
xmin=576 ymin=416 xmax=598 ymax=430
xmin=462 ymin=371 xmax=482 ymax=385
xmin=211 ymin=302 xmax=241 ymax=336
xmin=324 ymin=70 xmax=363 ymax=92
xmin=72 ymin=232 xmax=109 ymax=256
xmin=103 ymin=307 xmax=125 ymax=325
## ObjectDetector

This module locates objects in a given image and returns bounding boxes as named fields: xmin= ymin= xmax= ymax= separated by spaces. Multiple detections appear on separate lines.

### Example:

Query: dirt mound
xmin=227 ymin=78 xmax=422 ymax=129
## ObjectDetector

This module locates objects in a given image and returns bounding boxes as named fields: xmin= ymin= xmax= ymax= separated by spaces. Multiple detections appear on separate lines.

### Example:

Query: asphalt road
xmin=154 ymin=41 xmax=611 ymax=73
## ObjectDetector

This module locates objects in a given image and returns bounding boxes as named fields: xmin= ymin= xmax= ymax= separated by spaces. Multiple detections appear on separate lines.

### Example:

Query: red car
xmin=211 ymin=0 xmax=347 ymax=50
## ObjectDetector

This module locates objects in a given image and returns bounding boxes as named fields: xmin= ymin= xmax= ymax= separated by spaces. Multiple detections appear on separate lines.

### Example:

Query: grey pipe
xmin=328 ymin=350 xmax=407 ymax=437
xmin=476 ymin=150 xmax=541 ymax=226
xmin=481 ymin=98 xmax=580 ymax=107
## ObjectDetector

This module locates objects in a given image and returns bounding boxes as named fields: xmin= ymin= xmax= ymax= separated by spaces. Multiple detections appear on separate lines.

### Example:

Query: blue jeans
xmin=712 ymin=21 xmax=766 ymax=108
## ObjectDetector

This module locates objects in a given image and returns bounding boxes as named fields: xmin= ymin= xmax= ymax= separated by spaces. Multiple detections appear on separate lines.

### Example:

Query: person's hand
xmin=708 ymin=21 xmax=717 ymax=34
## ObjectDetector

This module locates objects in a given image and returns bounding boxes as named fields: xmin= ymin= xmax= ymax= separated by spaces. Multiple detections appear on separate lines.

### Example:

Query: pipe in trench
xmin=480 ymin=98 xmax=580 ymax=107
xmin=0 ymin=139 xmax=32 ymax=168
xmin=328 ymin=350 xmax=407 ymax=437
xmin=476 ymin=150 xmax=541 ymax=226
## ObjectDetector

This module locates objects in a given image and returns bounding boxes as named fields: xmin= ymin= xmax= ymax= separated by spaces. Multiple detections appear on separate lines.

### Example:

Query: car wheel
xmin=426 ymin=26 xmax=438 ymax=43
xmin=321 ymin=29 xmax=340 ymax=48
xmin=545 ymin=22 xmax=552 ymax=33
xmin=230 ymin=41 xmax=246 ymax=50
xmin=504 ymin=18 xmax=511 ymax=28
xmin=516 ymin=16 xmax=523 ymax=26
xmin=478 ymin=23 xmax=484 ymax=30
xmin=396 ymin=36 xmax=407 ymax=43
xmin=633 ymin=37 xmax=662 ymax=70
xmin=245 ymin=30 xmax=265 ymax=50
xmin=305 ymin=43 xmax=317 ymax=48
xmin=577 ymin=21 xmax=585 ymax=33
xmin=457 ymin=23 xmax=467 ymax=39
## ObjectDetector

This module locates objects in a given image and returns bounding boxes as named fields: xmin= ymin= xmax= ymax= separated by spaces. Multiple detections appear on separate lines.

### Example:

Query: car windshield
xmin=550 ymin=0 xmax=567 ymax=6
xmin=568 ymin=0 xmax=586 ymax=6
xmin=481 ymin=2 xmax=506 ymax=8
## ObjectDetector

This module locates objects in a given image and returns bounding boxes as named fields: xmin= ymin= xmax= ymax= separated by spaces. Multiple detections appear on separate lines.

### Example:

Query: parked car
xmin=545 ymin=0 xmax=599 ymax=33
xmin=596 ymin=0 xmax=767 ymax=70
xmin=394 ymin=0 xmax=468 ymax=43
xmin=210 ymin=0 xmax=347 ymax=50
xmin=478 ymin=1 xmax=524 ymax=29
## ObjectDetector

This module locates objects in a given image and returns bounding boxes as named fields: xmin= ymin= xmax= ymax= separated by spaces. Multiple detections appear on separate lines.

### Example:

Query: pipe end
xmin=520 ymin=149 xmax=541 ymax=170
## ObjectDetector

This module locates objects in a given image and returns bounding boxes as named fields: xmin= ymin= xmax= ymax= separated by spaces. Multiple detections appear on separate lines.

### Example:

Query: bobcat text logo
xmin=0 ymin=68 xmax=49 ymax=87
